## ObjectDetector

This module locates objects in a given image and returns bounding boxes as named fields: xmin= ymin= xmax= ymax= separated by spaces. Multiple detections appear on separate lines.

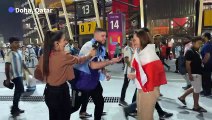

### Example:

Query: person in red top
xmin=160 ymin=42 xmax=167 ymax=58
xmin=160 ymin=41 xmax=170 ymax=70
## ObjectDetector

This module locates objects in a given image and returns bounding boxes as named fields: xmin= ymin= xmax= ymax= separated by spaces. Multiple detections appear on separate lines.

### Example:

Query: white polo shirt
xmin=124 ymin=46 xmax=133 ymax=74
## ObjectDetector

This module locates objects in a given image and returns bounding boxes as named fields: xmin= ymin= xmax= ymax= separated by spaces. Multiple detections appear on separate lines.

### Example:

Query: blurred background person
xmin=24 ymin=44 xmax=38 ymax=92
xmin=200 ymin=32 xmax=212 ymax=96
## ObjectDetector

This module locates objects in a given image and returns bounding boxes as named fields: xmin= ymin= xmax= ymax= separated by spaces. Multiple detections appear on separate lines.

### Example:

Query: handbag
xmin=3 ymin=80 xmax=14 ymax=89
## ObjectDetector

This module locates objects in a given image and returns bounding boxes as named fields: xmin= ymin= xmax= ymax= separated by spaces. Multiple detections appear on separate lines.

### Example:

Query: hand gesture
xmin=189 ymin=74 xmax=193 ymax=81
xmin=105 ymin=73 xmax=111 ymax=81
xmin=127 ymin=73 xmax=136 ymax=80
xmin=111 ymin=57 xmax=122 ymax=63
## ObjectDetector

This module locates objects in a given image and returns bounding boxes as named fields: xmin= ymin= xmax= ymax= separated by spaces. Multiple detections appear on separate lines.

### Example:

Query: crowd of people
xmin=2 ymin=27 xmax=212 ymax=120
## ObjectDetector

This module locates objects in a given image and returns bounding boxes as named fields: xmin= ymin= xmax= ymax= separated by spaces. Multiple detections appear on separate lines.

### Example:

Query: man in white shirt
xmin=119 ymin=36 xmax=133 ymax=106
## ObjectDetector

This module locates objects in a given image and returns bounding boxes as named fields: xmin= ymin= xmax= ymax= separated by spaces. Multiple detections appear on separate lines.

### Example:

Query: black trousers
xmin=202 ymin=71 xmax=212 ymax=94
xmin=71 ymin=82 xmax=104 ymax=120
xmin=80 ymin=92 xmax=90 ymax=113
xmin=132 ymin=89 xmax=137 ymax=103
xmin=44 ymin=83 xmax=71 ymax=120
xmin=89 ymin=82 xmax=104 ymax=120
xmin=175 ymin=58 xmax=179 ymax=71
xmin=161 ymin=57 xmax=170 ymax=69
xmin=120 ymin=74 xmax=130 ymax=101
xmin=155 ymin=102 xmax=165 ymax=116
xmin=12 ymin=77 xmax=24 ymax=110
xmin=70 ymin=89 xmax=86 ymax=114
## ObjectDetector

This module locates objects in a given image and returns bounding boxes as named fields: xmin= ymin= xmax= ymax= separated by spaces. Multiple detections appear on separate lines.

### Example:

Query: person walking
xmin=70 ymin=28 xmax=122 ymax=120
xmin=0 ymin=48 xmax=5 ymax=60
xmin=119 ymin=36 xmax=134 ymax=106
xmin=200 ymin=32 xmax=212 ymax=96
xmin=4 ymin=37 xmax=32 ymax=117
xmin=161 ymin=41 xmax=171 ymax=71
xmin=178 ymin=36 xmax=207 ymax=112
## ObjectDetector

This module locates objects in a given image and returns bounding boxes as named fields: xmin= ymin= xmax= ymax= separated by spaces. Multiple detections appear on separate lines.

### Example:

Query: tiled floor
xmin=1 ymin=78 xmax=212 ymax=120
xmin=0 ymin=60 xmax=212 ymax=120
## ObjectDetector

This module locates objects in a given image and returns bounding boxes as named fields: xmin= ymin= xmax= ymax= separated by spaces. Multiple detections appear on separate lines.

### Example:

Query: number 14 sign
xmin=107 ymin=13 xmax=126 ymax=58
xmin=108 ymin=13 xmax=123 ymax=32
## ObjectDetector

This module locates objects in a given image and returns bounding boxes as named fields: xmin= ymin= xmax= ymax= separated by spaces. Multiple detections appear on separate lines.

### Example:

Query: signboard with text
xmin=108 ymin=13 xmax=122 ymax=32
xmin=44 ymin=0 xmax=73 ymax=8
xmin=107 ymin=13 xmax=125 ymax=58
xmin=77 ymin=2 xmax=95 ymax=19
xmin=204 ymin=10 xmax=212 ymax=27
xmin=79 ymin=21 xmax=96 ymax=35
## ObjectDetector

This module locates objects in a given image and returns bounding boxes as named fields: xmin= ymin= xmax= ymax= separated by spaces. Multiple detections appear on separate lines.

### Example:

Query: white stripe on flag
xmin=132 ymin=50 xmax=147 ymax=88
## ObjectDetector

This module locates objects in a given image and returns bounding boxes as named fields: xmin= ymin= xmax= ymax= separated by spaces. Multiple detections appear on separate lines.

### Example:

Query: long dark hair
xmin=134 ymin=29 xmax=151 ymax=49
xmin=43 ymin=30 xmax=64 ymax=77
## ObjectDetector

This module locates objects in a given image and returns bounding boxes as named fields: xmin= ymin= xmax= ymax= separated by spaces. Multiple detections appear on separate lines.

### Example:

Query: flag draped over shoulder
xmin=132 ymin=44 xmax=167 ymax=92
xmin=132 ymin=50 xmax=147 ymax=90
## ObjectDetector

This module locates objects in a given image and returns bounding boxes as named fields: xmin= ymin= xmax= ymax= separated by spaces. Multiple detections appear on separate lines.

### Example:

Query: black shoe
xmin=178 ymin=97 xmax=187 ymax=106
xmin=119 ymin=100 xmax=128 ymax=107
xmin=102 ymin=111 xmax=107 ymax=116
xmin=192 ymin=106 xmax=207 ymax=113
xmin=79 ymin=112 xmax=92 ymax=119
xmin=17 ymin=108 xmax=25 ymax=114
xmin=123 ymin=107 xmax=129 ymax=120
xmin=11 ymin=108 xmax=24 ymax=116
xmin=182 ymin=85 xmax=191 ymax=90
xmin=128 ymin=112 xmax=137 ymax=117
xmin=11 ymin=111 xmax=20 ymax=117
xmin=174 ymin=71 xmax=179 ymax=73
xmin=159 ymin=112 xmax=173 ymax=119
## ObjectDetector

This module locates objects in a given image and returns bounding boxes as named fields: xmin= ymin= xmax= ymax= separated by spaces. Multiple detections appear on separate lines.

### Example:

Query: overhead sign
xmin=204 ymin=10 xmax=212 ymax=27
xmin=44 ymin=0 xmax=74 ymax=8
xmin=79 ymin=21 xmax=96 ymax=35
xmin=108 ymin=13 xmax=122 ymax=32
xmin=152 ymin=27 xmax=169 ymax=35
xmin=77 ymin=2 xmax=95 ymax=19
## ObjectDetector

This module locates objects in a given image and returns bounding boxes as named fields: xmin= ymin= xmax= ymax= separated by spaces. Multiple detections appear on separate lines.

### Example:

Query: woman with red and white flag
xmin=128 ymin=29 xmax=167 ymax=120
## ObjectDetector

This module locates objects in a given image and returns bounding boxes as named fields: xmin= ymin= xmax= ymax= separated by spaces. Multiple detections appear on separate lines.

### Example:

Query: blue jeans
xmin=12 ymin=77 xmax=24 ymax=110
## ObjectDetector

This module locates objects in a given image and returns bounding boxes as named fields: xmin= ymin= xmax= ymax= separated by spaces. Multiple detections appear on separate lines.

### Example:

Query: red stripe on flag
xmin=132 ymin=58 xmax=144 ymax=89
xmin=142 ymin=60 xmax=167 ymax=92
